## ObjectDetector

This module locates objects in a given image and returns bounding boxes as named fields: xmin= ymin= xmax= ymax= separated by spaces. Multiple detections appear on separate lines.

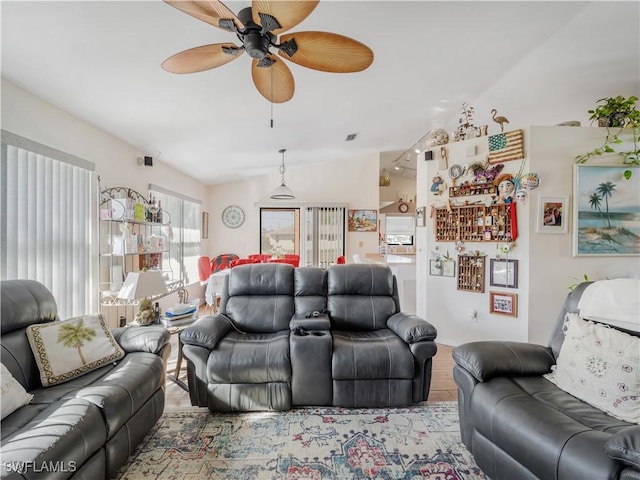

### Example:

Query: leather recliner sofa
xmin=0 ymin=280 xmax=171 ymax=480
xmin=452 ymin=281 xmax=640 ymax=480
xmin=181 ymin=263 xmax=438 ymax=411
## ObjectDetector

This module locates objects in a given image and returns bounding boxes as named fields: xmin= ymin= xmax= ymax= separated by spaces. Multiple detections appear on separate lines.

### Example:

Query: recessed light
xmin=346 ymin=133 xmax=357 ymax=142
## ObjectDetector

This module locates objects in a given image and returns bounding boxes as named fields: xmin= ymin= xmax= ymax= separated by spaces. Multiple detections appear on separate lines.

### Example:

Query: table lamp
xmin=117 ymin=271 xmax=168 ymax=325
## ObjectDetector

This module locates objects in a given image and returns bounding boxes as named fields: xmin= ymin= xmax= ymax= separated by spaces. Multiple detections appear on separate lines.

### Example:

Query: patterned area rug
xmin=115 ymin=402 xmax=485 ymax=479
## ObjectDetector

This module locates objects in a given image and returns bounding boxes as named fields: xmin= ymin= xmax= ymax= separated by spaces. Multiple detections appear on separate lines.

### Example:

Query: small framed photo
xmin=489 ymin=258 xmax=518 ymax=288
xmin=490 ymin=291 xmax=518 ymax=317
xmin=430 ymin=259 xmax=442 ymax=276
xmin=537 ymin=195 xmax=569 ymax=234
xmin=416 ymin=206 xmax=426 ymax=227
xmin=430 ymin=259 xmax=455 ymax=277
xmin=202 ymin=211 xmax=209 ymax=239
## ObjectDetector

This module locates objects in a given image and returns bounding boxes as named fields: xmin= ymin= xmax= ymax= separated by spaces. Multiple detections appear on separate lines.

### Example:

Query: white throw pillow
xmin=545 ymin=313 xmax=640 ymax=424
xmin=26 ymin=314 xmax=125 ymax=387
xmin=1 ymin=362 xmax=33 ymax=419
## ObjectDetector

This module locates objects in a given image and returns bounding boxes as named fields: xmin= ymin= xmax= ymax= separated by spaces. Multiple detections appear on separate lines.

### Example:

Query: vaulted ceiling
xmin=2 ymin=1 xmax=638 ymax=184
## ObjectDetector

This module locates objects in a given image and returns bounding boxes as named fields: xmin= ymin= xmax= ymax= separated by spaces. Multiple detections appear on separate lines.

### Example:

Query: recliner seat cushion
xmin=332 ymin=329 xmax=414 ymax=380
xmin=207 ymin=331 xmax=291 ymax=383
xmin=470 ymin=376 xmax=629 ymax=480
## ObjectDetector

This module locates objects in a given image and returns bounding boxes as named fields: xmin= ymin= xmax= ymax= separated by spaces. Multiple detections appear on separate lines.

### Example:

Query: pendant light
xmin=270 ymin=148 xmax=295 ymax=199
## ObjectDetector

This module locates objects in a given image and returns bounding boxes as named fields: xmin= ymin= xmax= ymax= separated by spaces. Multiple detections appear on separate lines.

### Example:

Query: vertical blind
xmin=302 ymin=206 xmax=345 ymax=267
xmin=1 ymin=131 xmax=94 ymax=319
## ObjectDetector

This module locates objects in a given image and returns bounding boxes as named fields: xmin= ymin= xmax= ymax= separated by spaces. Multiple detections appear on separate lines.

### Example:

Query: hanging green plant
xmin=575 ymin=95 xmax=639 ymax=179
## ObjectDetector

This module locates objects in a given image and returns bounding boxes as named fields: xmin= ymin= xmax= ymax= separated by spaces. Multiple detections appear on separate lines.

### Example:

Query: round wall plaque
xmin=221 ymin=205 xmax=245 ymax=228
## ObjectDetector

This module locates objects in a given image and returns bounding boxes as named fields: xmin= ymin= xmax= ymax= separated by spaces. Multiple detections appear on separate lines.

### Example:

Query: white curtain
xmin=1 ymin=131 xmax=94 ymax=319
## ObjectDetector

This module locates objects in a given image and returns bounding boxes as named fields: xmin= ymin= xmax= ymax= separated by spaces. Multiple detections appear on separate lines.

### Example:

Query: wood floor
xmin=164 ymin=333 xmax=458 ymax=409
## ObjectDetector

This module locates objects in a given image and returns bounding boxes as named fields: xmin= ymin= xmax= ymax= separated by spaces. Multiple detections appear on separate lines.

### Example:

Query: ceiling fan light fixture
xmin=270 ymin=148 xmax=295 ymax=200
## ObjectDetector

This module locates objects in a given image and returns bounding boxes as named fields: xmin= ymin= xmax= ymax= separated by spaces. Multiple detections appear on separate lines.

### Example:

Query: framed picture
xmin=573 ymin=165 xmax=640 ymax=256
xmin=430 ymin=259 xmax=455 ymax=277
xmin=490 ymin=291 xmax=518 ymax=317
xmin=429 ymin=259 xmax=442 ymax=276
xmin=537 ymin=195 xmax=569 ymax=234
xmin=202 ymin=211 xmax=209 ymax=239
xmin=416 ymin=206 xmax=426 ymax=227
xmin=348 ymin=209 xmax=377 ymax=232
xmin=489 ymin=258 xmax=518 ymax=288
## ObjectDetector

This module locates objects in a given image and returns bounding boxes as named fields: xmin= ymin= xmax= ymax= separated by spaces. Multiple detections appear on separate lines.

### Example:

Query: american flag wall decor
xmin=488 ymin=129 xmax=524 ymax=164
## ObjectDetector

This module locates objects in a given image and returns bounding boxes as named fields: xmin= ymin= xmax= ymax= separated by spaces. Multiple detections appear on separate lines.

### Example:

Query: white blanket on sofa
xmin=578 ymin=278 xmax=640 ymax=332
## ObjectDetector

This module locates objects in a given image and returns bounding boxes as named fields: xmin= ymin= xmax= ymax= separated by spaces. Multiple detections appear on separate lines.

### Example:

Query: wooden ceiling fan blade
xmin=278 ymin=31 xmax=374 ymax=73
xmin=164 ymin=0 xmax=243 ymax=31
xmin=251 ymin=56 xmax=295 ymax=103
xmin=162 ymin=43 xmax=243 ymax=73
xmin=251 ymin=0 xmax=319 ymax=34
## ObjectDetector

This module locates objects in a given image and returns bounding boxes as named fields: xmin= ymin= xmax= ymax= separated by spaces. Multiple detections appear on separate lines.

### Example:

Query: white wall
xmin=417 ymin=126 xmax=639 ymax=347
xmin=1 ymin=78 xmax=210 ymax=308
xmin=207 ymin=153 xmax=380 ymax=262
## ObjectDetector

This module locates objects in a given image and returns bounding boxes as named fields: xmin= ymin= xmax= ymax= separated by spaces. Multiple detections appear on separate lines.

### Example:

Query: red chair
xmin=268 ymin=258 xmax=298 ymax=267
xmin=283 ymin=254 xmax=300 ymax=267
xmin=248 ymin=254 xmax=272 ymax=263
xmin=336 ymin=255 xmax=346 ymax=264
xmin=198 ymin=256 xmax=212 ymax=283
xmin=211 ymin=254 xmax=239 ymax=273
xmin=230 ymin=258 xmax=260 ymax=268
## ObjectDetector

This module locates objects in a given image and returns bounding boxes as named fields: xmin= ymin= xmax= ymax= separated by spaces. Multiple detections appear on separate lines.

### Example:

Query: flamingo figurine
xmin=491 ymin=109 xmax=510 ymax=132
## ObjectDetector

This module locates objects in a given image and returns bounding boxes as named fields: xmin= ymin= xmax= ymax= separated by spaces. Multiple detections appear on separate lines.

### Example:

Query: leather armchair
xmin=452 ymin=282 xmax=640 ymax=480
xmin=181 ymin=263 xmax=438 ymax=412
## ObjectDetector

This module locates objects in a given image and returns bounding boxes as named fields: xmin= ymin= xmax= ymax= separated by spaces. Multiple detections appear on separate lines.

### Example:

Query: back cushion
xmin=1 ymin=280 xmax=59 ymax=391
xmin=224 ymin=263 xmax=295 ymax=332
xmin=294 ymin=267 xmax=327 ymax=314
xmin=327 ymin=264 xmax=397 ymax=330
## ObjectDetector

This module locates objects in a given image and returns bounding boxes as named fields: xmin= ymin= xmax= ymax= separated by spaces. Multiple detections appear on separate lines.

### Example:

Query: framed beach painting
xmin=573 ymin=165 xmax=640 ymax=256
xmin=348 ymin=210 xmax=378 ymax=232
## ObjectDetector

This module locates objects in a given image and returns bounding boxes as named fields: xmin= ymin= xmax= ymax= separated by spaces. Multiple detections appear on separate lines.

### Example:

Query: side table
xmin=164 ymin=318 xmax=196 ymax=391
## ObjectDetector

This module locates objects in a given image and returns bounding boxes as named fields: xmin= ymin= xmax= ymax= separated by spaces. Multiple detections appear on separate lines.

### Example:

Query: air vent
xmin=345 ymin=133 xmax=358 ymax=142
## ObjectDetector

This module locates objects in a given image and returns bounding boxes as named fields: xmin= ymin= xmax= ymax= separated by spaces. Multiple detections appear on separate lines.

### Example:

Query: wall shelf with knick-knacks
xmin=457 ymin=254 xmax=486 ymax=293
xmin=449 ymin=182 xmax=497 ymax=198
xmin=434 ymin=203 xmax=514 ymax=243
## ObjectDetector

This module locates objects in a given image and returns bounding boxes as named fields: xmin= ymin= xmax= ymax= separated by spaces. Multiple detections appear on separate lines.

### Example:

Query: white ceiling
xmin=2 ymin=1 xmax=639 ymax=185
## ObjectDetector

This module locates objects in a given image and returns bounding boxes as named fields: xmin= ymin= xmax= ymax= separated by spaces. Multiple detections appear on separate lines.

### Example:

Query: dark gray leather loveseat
xmin=0 ymin=280 xmax=171 ymax=480
xmin=181 ymin=263 xmax=438 ymax=411
xmin=452 ymin=282 xmax=640 ymax=480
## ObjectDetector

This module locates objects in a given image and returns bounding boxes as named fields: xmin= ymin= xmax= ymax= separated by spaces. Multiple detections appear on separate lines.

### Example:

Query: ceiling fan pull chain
xmin=270 ymin=66 xmax=274 ymax=128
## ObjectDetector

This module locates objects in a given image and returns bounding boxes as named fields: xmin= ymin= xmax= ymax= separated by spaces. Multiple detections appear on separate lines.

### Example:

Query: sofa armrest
xmin=387 ymin=312 xmax=437 ymax=343
xmin=605 ymin=426 xmax=640 ymax=471
xmin=180 ymin=314 xmax=236 ymax=350
xmin=290 ymin=314 xmax=331 ymax=331
xmin=452 ymin=341 xmax=555 ymax=382
xmin=112 ymin=325 xmax=170 ymax=355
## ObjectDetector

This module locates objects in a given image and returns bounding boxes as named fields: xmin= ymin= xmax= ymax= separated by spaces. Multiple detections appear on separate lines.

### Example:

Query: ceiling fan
xmin=161 ymin=0 xmax=374 ymax=103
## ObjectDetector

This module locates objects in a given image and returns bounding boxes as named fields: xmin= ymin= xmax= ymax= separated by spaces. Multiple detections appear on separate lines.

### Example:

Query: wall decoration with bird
xmin=491 ymin=109 xmax=510 ymax=132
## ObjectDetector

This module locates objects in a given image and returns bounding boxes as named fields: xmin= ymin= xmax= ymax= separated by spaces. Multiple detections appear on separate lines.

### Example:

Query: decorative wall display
xmin=416 ymin=207 xmax=426 ymax=227
xmin=490 ymin=291 xmax=518 ymax=317
xmin=202 ymin=212 xmax=209 ymax=239
xmin=488 ymin=129 xmax=524 ymax=164
xmin=430 ymin=259 xmax=455 ymax=277
xmin=489 ymin=258 xmax=518 ymax=288
xmin=457 ymin=254 xmax=485 ymax=292
xmin=434 ymin=203 xmax=515 ymax=243
xmin=348 ymin=209 xmax=377 ymax=232
xmin=537 ymin=196 xmax=569 ymax=234
xmin=573 ymin=165 xmax=639 ymax=256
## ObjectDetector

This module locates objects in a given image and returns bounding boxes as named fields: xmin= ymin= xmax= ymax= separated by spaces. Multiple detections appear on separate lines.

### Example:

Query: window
xmin=385 ymin=215 xmax=415 ymax=245
xmin=260 ymin=206 xmax=345 ymax=267
xmin=1 ymin=131 xmax=95 ymax=319
xmin=150 ymin=184 xmax=201 ymax=286
xmin=260 ymin=208 xmax=300 ymax=256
